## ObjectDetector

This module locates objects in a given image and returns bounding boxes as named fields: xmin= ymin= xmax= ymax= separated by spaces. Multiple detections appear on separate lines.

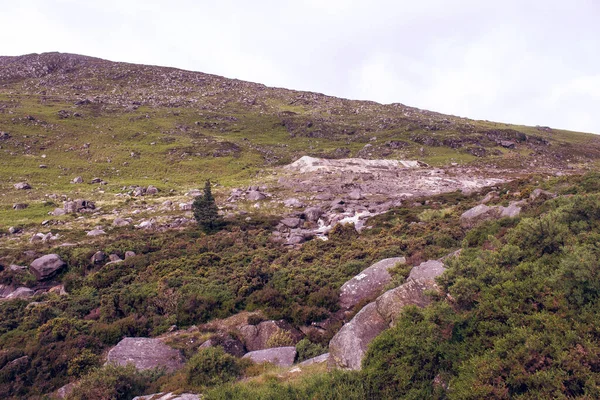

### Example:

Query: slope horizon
xmin=2 ymin=50 xmax=595 ymax=135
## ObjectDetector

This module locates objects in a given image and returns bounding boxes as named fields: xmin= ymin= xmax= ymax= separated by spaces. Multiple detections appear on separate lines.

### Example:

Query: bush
xmin=185 ymin=347 xmax=247 ymax=389
xmin=67 ymin=364 xmax=149 ymax=400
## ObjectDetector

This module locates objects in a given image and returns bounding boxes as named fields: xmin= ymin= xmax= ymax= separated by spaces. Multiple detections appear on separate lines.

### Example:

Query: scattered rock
xmin=242 ymin=346 xmax=297 ymax=367
xmin=281 ymin=217 xmax=302 ymax=229
xmin=86 ymin=229 xmax=106 ymax=236
xmin=199 ymin=335 xmax=246 ymax=357
xmin=106 ymin=337 xmax=184 ymax=372
xmin=12 ymin=203 xmax=28 ymax=210
xmin=5 ymin=287 xmax=35 ymax=300
xmin=499 ymin=140 xmax=516 ymax=149
xmin=8 ymin=226 xmax=21 ymax=234
xmin=247 ymin=190 xmax=266 ymax=201
xmin=14 ymin=182 xmax=31 ymax=190
xmin=113 ymin=217 xmax=131 ymax=227
xmin=90 ymin=251 xmax=106 ymax=264
xmin=72 ymin=176 xmax=83 ymax=184
xmin=124 ymin=251 xmax=136 ymax=259
xmin=108 ymin=254 xmax=123 ymax=262
xmin=29 ymin=254 xmax=66 ymax=280
xmin=348 ymin=189 xmax=363 ymax=200
xmin=283 ymin=198 xmax=305 ymax=208
xmin=303 ymin=206 xmax=324 ymax=222
xmin=52 ymin=208 xmax=66 ymax=216
xmin=339 ymin=257 xmax=406 ymax=311
xmin=54 ymin=382 xmax=77 ymax=399
xmin=146 ymin=185 xmax=159 ymax=195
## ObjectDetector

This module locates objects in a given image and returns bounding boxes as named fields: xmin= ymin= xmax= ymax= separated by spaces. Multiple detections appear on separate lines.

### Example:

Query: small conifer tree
xmin=193 ymin=180 xmax=223 ymax=232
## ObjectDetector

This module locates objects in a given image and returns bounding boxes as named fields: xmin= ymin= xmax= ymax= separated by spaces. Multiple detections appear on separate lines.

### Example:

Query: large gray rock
xmin=106 ymin=337 xmax=184 ymax=372
xmin=281 ymin=217 xmax=302 ymax=228
xmin=199 ymin=335 xmax=246 ymax=357
xmin=330 ymin=259 xmax=447 ymax=370
xmin=14 ymin=182 xmax=31 ymax=190
xmin=247 ymin=190 xmax=266 ymax=201
xmin=303 ymin=206 xmax=324 ymax=222
xmin=339 ymin=257 xmax=406 ymax=311
xmin=239 ymin=320 xmax=304 ymax=351
xmin=5 ymin=287 xmax=35 ymax=300
xmin=499 ymin=202 xmax=523 ymax=218
xmin=242 ymin=346 xmax=297 ymax=367
xmin=29 ymin=254 xmax=66 ymax=280
xmin=328 ymin=302 xmax=388 ymax=370
xmin=460 ymin=204 xmax=500 ymax=228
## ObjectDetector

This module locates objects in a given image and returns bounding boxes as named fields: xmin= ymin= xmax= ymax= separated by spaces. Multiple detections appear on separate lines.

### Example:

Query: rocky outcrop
xmin=29 ymin=254 xmax=66 ymax=280
xmin=199 ymin=335 xmax=246 ymax=357
xmin=460 ymin=201 xmax=523 ymax=228
xmin=329 ymin=259 xmax=446 ymax=370
xmin=298 ymin=352 xmax=330 ymax=366
xmin=64 ymin=199 xmax=95 ymax=214
xmin=106 ymin=337 xmax=184 ymax=372
xmin=328 ymin=302 xmax=388 ymax=370
xmin=339 ymin=257 xmax=406 ymax=311
xmin=238 ymin=320 xmax=304 ymax=351
xmin=242 ymin=346 xmax=297 ymax=367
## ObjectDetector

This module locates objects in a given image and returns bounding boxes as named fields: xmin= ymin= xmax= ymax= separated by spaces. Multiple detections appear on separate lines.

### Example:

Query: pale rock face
xmin=339 ymin=257 xmax=406 ymax=311
xmin=242 ymin=346 xmax=297 ymax=367
xmin=106 ymin=337 xmax=184 ymax=372
xmin=329 ymin=259 xmax=447 ymax=370
xmin=29 ymin=254 xmax=66 ymax=280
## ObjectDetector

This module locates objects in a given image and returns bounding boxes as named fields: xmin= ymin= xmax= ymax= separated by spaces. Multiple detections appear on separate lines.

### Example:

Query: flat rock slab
xmin=298 ymin=352 xmax=329 ymax=366
xmin=408 ymin=260 xmax=445 ymax=283
xmin=339 ymin=257 xmax=406 ymax=311
xmin=242 ymin=346 xmax=297 ymax=367
xmin=29 ymin=254 xmax=66 ymax=280
xmin=106 ymin=337 xmax=184 ymax=372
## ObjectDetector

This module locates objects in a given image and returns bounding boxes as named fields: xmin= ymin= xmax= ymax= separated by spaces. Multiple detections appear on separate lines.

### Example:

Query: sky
xmin=1 ymin=0 xmax=599 ymax=134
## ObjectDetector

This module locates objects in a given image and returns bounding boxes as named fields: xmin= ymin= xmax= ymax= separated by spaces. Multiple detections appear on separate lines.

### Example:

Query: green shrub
xmin=66 ymin=364 xmax=149 ymax=400
xmin=185 ymin=347 xmax=246 ymax=389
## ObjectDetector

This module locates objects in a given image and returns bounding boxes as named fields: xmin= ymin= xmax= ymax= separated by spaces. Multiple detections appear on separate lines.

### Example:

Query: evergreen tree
xmin=193 ymin=180 xmax=223 ymax=232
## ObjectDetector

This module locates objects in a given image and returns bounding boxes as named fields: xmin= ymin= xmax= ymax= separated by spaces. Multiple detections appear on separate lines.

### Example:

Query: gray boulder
xmin=348 ymin=189 xmax=363 ymax=200
xmin=124 ymin=251 xmax=136 ymax=259
xmin=239 ymin=320 xmax=304 ymax=351
xmin=247 ymin=190 xmax=266 ymax=201
xmin=52 ymin=208 xmax=66 ymax=216
xmin=328 ymin=302 xmax=388 ymax=370
xmin=72 ymin=176 xmax=83 ymax=184
xmin=106 ymin=337 xmax=184 ymax=372
xmin=242 ymin=346 xmax=297 ymax=367
xmin=339 ymin=257 xmax=406 ymax=311
xmin=199 ymin=335 xmax=246 ymax=357
xmin=284 ymin=198 xmax=305 ymax=208
xmin=14 ymin=182 xmax=31 ymax=190
xmin=113 ymin=217 xmax=131 ymax=227
xmin=281 ymin=217 xmax=302 ymax=228
xmin=298 ymin=352 xmax=329 ymax=366
xmin=12 ymin=203 xmax=28 ymax=210
xmin=29 ymin=254 xmax=66 ymax=280
xmin=90 ymin=251 xmax=106 ymax=264
xmin=146 ymin=185 xmax=159 ymax=195
xmin=460 ymin=204 xmax=500 ymax=228
xmin=303 ymin=206 xmax=324 ymax=222
xmin=499 ymin=202 xmax=523 ymax=218
xmin=86 ymin=229 xmax=106 ymax=236
xmin=5 ymin=287 xmax=34 ymax=300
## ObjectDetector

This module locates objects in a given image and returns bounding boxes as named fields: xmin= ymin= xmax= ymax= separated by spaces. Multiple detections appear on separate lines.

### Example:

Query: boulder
xmin=281 ymin=217 xmax=302 ymax=228
xmin=499 ymin=201 xmax=523 ymax=218
xmin=5 ymin=287 xmax=34 ymax=300
xmin=328 ymin=302 xmax=388 ymax=370
xmin=284 ymin=198 xmax=305 ymax=208
xmin=247 ymin=190 xmax=266 ymax=201
xmin=12 ymin=203 xmax=28 ymax=210
xmin=29 ymin=254 xmax=66 ymax=280
xmin=298 ymin=352 xmax=329 ymax=366
xmin=86 ymin=229 xmax=106 ymax=236
xmin=113 ymin=217 xmax=131 ymax=227
xmin=72 ymin=176 xmax=83 ymax=184
xmin=124 ymin=251 xmax=136 ymax=259
xmin=199 ymin=336 xmax=246 ymax=357
xmin=242 ymin=346 xmax=296 ymax=367
xmin=52 ymin=208 xmax=66 ymax=216
xmin=238 ymin=320 xmax=304 ymax=351
xmin=348 ymin=189 xmax=363 ymax=200
xmin=14 ymin=182 xmax=31 ymax=190
xmin=339 ymin=257 xmax=406 ymax=311
xmin=106 ymin=337 xmax=184 ymax=372
xmin=109 ymin=254 xmax=123 ymax=262
xmin=530 ymin=188 xmax=556 ymax=201
xmin=146 ymin=185 xmax=159 ymax=195
xmin=375 ymin=279 xmax=436 ymax=325
xmin=90 ymin=251 xmax=106 ymax=264
xmin=55 ymin=382 xmax=77 ymax=399
xmin=303 ymin=206 xmax=324 ymax=222
xmin=459 ymin=204 xmax=501 ymax=228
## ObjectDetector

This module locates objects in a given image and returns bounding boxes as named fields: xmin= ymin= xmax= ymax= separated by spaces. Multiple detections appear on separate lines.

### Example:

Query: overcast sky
xmin=1 ymin=0 xmax=599 ymax=134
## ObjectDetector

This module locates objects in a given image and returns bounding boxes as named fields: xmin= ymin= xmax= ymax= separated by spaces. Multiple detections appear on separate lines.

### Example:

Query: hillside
xmin=1 ymin=52 xmax=600 ymax=399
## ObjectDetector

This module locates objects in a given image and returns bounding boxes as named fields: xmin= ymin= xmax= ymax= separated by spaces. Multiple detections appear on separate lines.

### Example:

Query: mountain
xmin=1 ymin=52 xmax=600 ymax=399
